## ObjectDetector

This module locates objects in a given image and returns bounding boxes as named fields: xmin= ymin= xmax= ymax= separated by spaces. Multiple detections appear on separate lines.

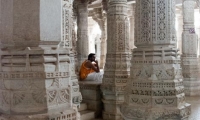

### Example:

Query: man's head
xmin=88 ymin=53 xmax=96 ymax=62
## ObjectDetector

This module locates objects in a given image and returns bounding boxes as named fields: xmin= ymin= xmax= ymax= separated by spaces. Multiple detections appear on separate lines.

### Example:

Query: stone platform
xmin=79 ymin=81 xmax=103 ymax=118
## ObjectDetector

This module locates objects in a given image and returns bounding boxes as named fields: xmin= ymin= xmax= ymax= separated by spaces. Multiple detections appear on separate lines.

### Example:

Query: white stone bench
xmin=79 ymin=81 xmax=103 ymax=118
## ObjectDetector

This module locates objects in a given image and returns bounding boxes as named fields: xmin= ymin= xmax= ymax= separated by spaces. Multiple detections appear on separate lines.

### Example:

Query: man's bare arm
xmin=90 ymin=60 xmax=100 ymax=72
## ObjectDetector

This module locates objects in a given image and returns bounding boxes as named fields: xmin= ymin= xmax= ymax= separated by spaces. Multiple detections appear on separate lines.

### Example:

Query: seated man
xmin=79 ymin=53 xmax=103 ymax=81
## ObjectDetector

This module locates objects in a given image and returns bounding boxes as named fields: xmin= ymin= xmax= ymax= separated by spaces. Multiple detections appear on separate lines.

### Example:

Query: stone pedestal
xmin=182 ymin=0 xmax=200 ymax=96
xmin=0 ymin=0 xmax=81 ymax=119
xmin=0 ymin=48 xmax=80 ymax=120
xmin=121 ymin=0 xmax=191 ymax=119
xmin=101 ymin=0 xmax=131 ymax=119
xmin=79 ymin=81 xmax=103 ymax=118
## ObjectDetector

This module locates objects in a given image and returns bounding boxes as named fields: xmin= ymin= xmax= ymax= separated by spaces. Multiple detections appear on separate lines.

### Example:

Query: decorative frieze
xmin=62 ymin=0 xmax=73 ymax=48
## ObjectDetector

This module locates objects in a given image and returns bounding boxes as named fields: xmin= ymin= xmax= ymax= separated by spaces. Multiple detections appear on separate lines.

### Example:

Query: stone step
xmin=78 ymin=103 xmax=87 ymax=112
xmin=80 ymin=110 xmax=95 ymax=120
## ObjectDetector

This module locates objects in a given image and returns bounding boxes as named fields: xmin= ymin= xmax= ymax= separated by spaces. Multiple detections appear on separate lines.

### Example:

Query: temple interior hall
xmin=0 ymin=0 xmax=200 ymax=120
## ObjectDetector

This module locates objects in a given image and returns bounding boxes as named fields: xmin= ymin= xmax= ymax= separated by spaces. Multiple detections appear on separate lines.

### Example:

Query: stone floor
xmin=187 ymin=96 xmax=200 ymax=120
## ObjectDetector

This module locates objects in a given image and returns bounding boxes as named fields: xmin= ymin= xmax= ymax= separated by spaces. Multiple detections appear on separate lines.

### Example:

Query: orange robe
xmin=79 ymin=60 xmax=95 ymax=80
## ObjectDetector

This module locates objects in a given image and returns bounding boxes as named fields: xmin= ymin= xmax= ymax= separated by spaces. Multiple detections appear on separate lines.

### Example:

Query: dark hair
xmin=88 ymin=53 xmax=95 ymax=60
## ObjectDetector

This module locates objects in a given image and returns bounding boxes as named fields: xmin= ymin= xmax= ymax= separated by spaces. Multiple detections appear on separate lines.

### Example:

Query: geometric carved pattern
xmin=62 ymin=0 xmax=72 ymax=48
xmin=32 ymin=90 xmax=46 ymax=104
xmin=122 ymin=49 xmax=191 ymax=120
xmin=12 ymin=93 xmax=25 ymax=106
xmin=0 ymin=72 xmax=69 ymax=79
xmin=135 ymin=0 xmax=176 ymax=46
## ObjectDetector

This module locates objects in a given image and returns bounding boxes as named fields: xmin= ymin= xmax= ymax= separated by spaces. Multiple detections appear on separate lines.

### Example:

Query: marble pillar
xmin=128 ymin=4 xmax=136 ymax=50
xmin=182 ymin=0 xmax=200 ymax=96
xmin=101 ymin=0 xmax=108 ymax=69
xmin=100 ymin=22 xmax=107 ymax=69
xmin=121 ymin=0 xmax=191 ymax=119
xmin=101 ymin=0 xmax=131 ymax=119
xmin=95 ymin=34 xmax=101 ymax=61
xmin=176 ymin=10 xmax=183 ymax=54
xmin=0 ymin=0 xmax=82 ymax=119
xmin=71 ymin=15 xmax=79 ymax=75
xmin=195 ymin=9 xmax=200 ymax=55
xmin=88 ymin=17 xmax=96 ymax=54
xmin=76 ymin=1 xmax=89 ymax=68
xmin=92 ymin=8 xmax=107 ymax=69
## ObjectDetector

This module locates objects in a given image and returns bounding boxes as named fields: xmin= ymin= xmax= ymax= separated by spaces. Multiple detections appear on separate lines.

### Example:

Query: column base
xmin=0 ymin=109 xmax=78 ymax=120
xmin=102 ymin=98 xmax=124 ymax=120
xmin=121 ymin=104 xmax=191 ymax=120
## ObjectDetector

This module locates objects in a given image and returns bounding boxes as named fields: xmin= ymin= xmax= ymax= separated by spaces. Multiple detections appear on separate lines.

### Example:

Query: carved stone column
xmin=76 ymin=0 xmax=89 ymax=67
xmin=182 ymin=0 xmax=200 ymax=96
xmin=100 ymin=21 xmax=107 ymax=69
xmin=195 ymin=9 xmax=200 ymax=55
xmin=88 ymin=17 xmax=96 ymax=54
xmin=128 ymin=4 xmax=136 ymax=50
xmin=101 ymin=0 xmax=131 ymax=119
xmin=0 ymin=0 xmax=82 ymax=119
xmin=176 ymin=9 xmax=183 ymax=54
xmin=71 ymin=15 xmax=79 ymax=75
xmin=95 ymin=34 xmax=101 ymax=61
xmin=121 ymin=0 xmax=191 ymax=119
xmin=92 ymin=8 xmax=107 ymax=69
